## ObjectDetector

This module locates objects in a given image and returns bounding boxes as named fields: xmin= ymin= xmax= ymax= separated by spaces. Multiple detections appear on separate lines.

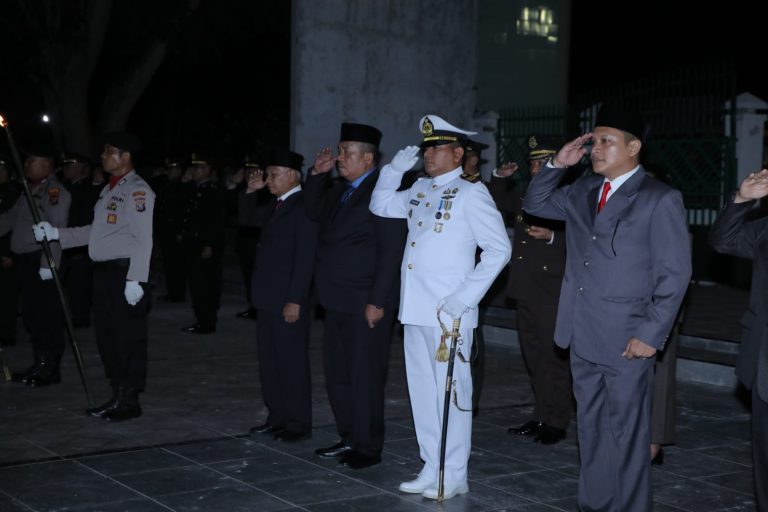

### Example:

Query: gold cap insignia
xmin=421 ymin=117 xmax=434 ymax=136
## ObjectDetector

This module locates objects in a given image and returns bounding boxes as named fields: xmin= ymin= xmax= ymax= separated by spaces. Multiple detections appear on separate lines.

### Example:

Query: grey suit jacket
xmin=524 ymin=165 xmax=692 ymax=366
xmin=708 ymin=199 xmax=768 ymax=401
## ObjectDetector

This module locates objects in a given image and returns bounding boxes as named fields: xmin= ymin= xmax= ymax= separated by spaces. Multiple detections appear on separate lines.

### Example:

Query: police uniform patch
xmin=132 ymin=190 xmax=146 ymax=197
xmin=135 ymin=196 xmax=146 ymax=212
xmin=107 ymin=213 xmax=117 ymax=224
xmin=107 ymin=202 xmax=118 ymax=211
xmin=48 ymin=188 xmax=60 ymax=205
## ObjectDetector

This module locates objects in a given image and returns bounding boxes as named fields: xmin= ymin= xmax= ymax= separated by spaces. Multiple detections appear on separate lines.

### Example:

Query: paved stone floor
xmin=0 ymin=258 xmax=757 ymax=511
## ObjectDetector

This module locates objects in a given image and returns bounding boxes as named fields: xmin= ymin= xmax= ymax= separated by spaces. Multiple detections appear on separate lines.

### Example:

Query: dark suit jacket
xmin=239 ymin=190 xmax=318 ymax=314
xmin=304 ymin=169 xmax=406 ymax=314
xmin=489 ymin=176 xmax=566 ymax=305
xmin=709 ymin=199 xmax=768 ymax=401
xmin=524 ymin=165 xmax=692 ymax=366
xmin=180 ymin=180 xmax=227 ymax=251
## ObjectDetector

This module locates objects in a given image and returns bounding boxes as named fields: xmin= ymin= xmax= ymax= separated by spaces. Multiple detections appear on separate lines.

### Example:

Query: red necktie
xmin=597 ymin=181 xmax=611 ymax=213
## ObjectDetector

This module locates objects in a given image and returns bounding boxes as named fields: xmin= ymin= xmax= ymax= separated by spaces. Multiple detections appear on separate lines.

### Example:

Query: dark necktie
xmin=340 ymin=185 xmax=355 ymax=203
xmin=597 ymin=181 xmax=611 ymax=213
xmin=274 ymin=198 xmax=284 ymax=210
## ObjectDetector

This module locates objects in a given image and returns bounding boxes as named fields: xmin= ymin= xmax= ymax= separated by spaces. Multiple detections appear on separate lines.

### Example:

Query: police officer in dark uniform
xmin=61 ymin=152 xmax=98 ymax=327
xmin=180 ymin=153 xmax=226 ymax=334
xmin=0 ymin=145 xmax=70 ymax=386
xmin=0 ymin=154 xmax=22 ymax=347
xmin=35 ymin=132 xmax=154 ymax=421
xmin=155 ymin=157 xmax=190 ymax=302
xmin=240 ymin=149 xmax=318 ymax=441
xmin=488 ymin=134 xmax=573 ymax=444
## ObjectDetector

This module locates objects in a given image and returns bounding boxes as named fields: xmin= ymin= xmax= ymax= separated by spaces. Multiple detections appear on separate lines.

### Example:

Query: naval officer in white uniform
xmin=370 ymin=115 xmax=511 ymax=500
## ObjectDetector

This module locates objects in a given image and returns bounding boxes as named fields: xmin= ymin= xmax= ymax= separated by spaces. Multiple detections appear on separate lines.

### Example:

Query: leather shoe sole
xmin=338 ymin=451 xmax=381 ymax=469
xmin=274 ymin=430 xmax=310 ymax=442
xmin=315 ymin=441 xmax=353 ymax=458
xmin=508 ymin=420 xmax=544 ymax=436
xmin=249 ymin=423 xmax=284 ymax=435
xmin=533 ymin=426 xmax=566 ymax=445
xmin=422 ymin=481 xmax=469 ymax=500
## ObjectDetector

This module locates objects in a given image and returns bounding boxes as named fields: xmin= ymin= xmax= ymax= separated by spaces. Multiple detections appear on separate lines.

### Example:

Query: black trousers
xmin=63 ymin=250 xmax=92 ymax=327
xmin=92 ymin=260 xmax=149 ymax=390
xmin=187 ymin=249 xmax=221 ymax=330
xmin=256 ymin=308 xmax=312 ymax=434
xmin=236 ymin=235 xmax=257 ymax=306
xmin=323 ymin=308 xmax=393 ymax=456
xmin=753 ymin=386 xmax=768 ymax=511
xmin=16 ymin=252 xmax=65 ymax=359
xmin=161 ymin=236 xmax=187 ymax=300
xmin=471 ymin=320 xmax=486 ymax=412
xmin=517 ymin=300 xmax=573 ymax=430
xmin=0 ymin=258 xmax=18 ymax=345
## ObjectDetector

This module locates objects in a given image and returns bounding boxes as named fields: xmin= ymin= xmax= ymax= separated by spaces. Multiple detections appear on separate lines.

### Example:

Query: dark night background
xmin=0 ymin=1 xmax=764 ymax=167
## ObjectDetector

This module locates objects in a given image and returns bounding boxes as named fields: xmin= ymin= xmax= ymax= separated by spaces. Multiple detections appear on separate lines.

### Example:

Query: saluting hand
xmin=365 ymin=304 xmax=384 ymax=329
xmin=495 ymin=161 xmax=519 ymax=177
xmin=283 ymin=303 xmax=300 ymax=323
xmin=552 ymin=133 xmax=592 ymax=168
xmin=622 ymin=336 xmax=657 ymax=360
xmin=245 ymin=169 xmax=266 ymax=193
xmin=736 ymin=169 xmax=768 ymax=203
xmin=312 ymin=147 xmax=336 ymax=175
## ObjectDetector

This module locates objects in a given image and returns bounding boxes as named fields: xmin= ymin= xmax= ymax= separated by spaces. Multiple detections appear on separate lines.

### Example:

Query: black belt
xmin=92 ymin=258 xmax=130 ymax=268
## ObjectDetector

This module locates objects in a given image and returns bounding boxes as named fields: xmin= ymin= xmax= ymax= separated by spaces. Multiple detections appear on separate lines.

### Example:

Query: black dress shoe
xmin=533 ymin=425 xmax=566 ymax=445
xmin=315 ymin=441 xmax=353 ymax=458
xmin=274 ymin=430 xmax=310 ymax=442
xmin=508 ymin=420 xmax=544 ymax=436
xmin=250 ymin=423 xmax=284 ymax=435
xmin=26 ymin=367 xmax=62 ymax=387
xmin=181 ymin=324 xmax=200 ymax=333
xmin=651 ymin=447 xmax=664 ymax=466
xmin=101 ymin=388 xmax=142 ymax=422
xmin=236 ymin=309 xmax=258 ymax=320
xmin=87 ymin=393 xmax=119 ymax=418
xmin=11 ymin=361 xmax=42 ymax=384
xmin=339 ymin=451 xmax=381 ymax=469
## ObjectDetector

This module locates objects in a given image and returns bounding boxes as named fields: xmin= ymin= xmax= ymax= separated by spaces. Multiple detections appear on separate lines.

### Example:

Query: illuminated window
xmin=516 ymin=6 xmax=558 ymax=43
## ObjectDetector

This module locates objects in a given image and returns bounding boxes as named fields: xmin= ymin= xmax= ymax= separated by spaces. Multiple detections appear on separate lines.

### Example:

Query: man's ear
xmin=454 ymin=146 xmax=465 ymax=165
xmin=628 ymin=139 xmax=642 ymax=158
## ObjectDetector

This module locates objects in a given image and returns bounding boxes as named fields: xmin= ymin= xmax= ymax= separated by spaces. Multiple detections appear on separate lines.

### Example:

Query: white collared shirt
xmin=599 ymin=165 xmax=640 ymax=206
xmin=278 ymin=185 xmax=302 ymax=202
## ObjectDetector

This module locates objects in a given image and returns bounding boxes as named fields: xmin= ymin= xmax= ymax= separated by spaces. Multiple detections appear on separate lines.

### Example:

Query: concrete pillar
xmin=291 ymin=0 xmax=478 ymax=166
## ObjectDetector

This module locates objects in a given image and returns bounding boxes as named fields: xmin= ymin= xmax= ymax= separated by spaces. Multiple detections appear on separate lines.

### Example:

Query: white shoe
xmin=398 ymin=473 xmax=436 ymax=494
xmin=422 ymin=480 xmax=469 ymax=500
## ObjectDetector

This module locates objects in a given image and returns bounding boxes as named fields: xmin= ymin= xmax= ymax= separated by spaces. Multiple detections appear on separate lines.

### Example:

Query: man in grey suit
xmin=523 ymin=105 xmax=691 ymax=511
xmin=709 ymin=168 xmax=768 ymax=511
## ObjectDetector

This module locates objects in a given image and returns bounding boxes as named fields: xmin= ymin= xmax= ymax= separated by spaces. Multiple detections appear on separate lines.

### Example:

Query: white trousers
xmin=404 ymin=325 xmax=474 ymax=483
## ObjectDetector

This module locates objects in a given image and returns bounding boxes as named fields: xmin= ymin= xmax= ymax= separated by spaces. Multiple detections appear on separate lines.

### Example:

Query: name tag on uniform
xmin=410 ymin=199 xmax=420 ymax=206
xmin=107 ymin=213 xmax=117 ymax=224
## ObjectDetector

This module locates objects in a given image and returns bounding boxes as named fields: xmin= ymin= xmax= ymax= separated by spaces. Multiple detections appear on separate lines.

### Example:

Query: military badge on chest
xmin=47 ymin=188 xmax=60 ymax=205
xmin=433 ymin=187 xmax=458 ymax=233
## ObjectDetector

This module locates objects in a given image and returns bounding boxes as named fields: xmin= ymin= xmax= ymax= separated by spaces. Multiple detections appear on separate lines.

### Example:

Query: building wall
xmin=291 ymin=0 xmax=478 ymax=165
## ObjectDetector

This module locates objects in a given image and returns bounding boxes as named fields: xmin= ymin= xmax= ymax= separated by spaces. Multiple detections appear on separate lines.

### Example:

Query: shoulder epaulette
xmin=460 ymin=173 xmax=481 ymax=183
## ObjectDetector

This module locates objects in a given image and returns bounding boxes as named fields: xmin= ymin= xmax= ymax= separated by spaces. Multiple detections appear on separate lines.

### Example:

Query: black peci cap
xmin=594 ymin=104 xmax=646 ymax=141
xmin=103 ymin=132 xmax=142 ymax=155
xmin=339 ymin=123 xmax=382 ymax=147
xmin=267 ymin=148 xmax=304 ymax=171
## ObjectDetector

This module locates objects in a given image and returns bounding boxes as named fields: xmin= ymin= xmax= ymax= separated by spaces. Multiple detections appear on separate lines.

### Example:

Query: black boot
xmin=25 ymin=356 xmax=61 ymax=387
xmin=101 ymin=387 xmax=142 ymax=422
xmin=11 ymin=355 xmax=42 ymax=384
xmin=86 ymin=387 xmax=120 ymax=418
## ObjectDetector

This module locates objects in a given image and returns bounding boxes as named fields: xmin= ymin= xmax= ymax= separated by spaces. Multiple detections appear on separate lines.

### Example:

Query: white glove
xmin=33 ymin=222 xmax=59 ymax=242
xmin=437 ymin=295 xmax=469 ymax=319
xmin=39 ymin=268 xmax=53 ymax=281
xmin=124 ymin=281 xmax=144 ymax=306
xmin=389 ymin=146 xmax=420 ymax=174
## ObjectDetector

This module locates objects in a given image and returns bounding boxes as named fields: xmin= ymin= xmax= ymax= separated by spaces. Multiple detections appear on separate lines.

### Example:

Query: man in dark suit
xmin=489 ymin=135 xmax=573 ymax=445
xmin=179 ymin=153 xmax=227 ymax=334
xmin=240 ymin=149 xmax=318 ymax=442
xmin=709 ymin=168 xmax=768 ymax=510
xmin=523 ymin=106 xmax=691 ymax=511
xmin=304 ymin=122 xmax=406 ymax=469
